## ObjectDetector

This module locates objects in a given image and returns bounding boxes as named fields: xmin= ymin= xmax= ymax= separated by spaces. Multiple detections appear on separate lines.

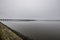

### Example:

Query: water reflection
xmin=1 ymin=21 xmax=60 ymax=40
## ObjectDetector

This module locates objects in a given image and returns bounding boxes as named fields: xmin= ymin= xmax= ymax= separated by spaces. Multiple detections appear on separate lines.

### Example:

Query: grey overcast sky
xmin=0 ymin=0 xmax=60 ymax=20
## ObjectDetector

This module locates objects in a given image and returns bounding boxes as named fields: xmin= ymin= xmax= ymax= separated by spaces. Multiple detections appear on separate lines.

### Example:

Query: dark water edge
xmin=0 ymin=22 xmax=33 ymax=40
xmin=1 ymin=21 xmax=60 ymax=40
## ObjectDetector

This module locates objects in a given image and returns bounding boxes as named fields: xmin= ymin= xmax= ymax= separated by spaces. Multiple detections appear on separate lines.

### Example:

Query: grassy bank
xmin=0 ymin=22 xmax=32 ymax=40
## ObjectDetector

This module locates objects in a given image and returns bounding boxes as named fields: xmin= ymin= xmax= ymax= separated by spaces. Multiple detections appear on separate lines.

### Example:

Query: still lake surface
xmin=1 ymin=21 xmax=60 ymax=40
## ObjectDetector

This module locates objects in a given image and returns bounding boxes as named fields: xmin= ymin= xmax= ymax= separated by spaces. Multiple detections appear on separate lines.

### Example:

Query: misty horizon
xmin=0 ymin=0 xmax=60 ymax=19
xmin=0 ymin=19 xmax=60 ymax=21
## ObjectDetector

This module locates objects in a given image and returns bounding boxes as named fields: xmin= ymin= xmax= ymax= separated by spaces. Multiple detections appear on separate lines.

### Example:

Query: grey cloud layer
xmin=0 ymin=0 xmax=60 ymax=20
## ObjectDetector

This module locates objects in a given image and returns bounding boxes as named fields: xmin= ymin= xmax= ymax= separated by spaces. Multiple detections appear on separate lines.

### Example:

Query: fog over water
xmin=1 ymin=21 xmax=60 ymax=40
xmin=0 ymin=0 xmax=60 ymax=40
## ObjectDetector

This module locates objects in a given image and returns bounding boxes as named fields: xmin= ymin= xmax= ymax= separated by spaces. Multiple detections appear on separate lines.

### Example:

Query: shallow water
xmin=1 ymin=21 xmax=60 ymax=40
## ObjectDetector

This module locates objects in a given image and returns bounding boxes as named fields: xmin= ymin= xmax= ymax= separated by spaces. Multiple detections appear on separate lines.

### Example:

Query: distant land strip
xmin=0 ymin=19 xmax=37 ymax=21
xmin=0 ymin=19 xmax=60 ymax=21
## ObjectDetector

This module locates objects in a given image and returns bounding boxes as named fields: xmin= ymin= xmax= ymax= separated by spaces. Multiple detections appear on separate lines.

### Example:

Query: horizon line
xmin=0 ymin=19 xmax=60 ymax=21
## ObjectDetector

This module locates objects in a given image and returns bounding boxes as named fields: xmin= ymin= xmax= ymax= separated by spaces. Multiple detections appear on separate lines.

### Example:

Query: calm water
xmin=1 ymin=21 xmax=60 ymax=40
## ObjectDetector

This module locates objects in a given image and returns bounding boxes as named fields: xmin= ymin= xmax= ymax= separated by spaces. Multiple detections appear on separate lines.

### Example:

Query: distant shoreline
xmin=0 ymin=19 xmax=60 ymax=21
xmin=0 ymin=19 xmax=37 ymax=21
